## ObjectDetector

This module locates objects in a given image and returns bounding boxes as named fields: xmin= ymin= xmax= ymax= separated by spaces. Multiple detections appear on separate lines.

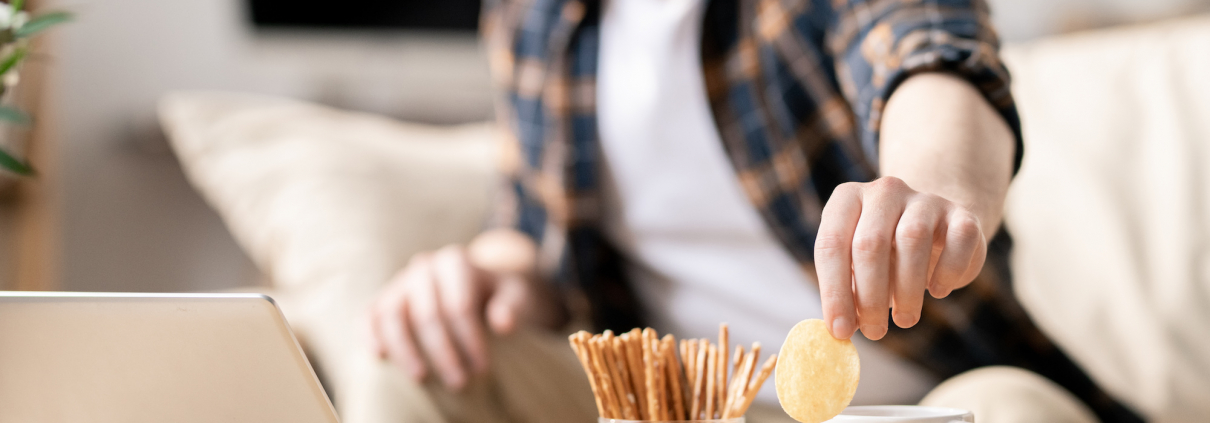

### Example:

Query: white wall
xmin=45 ymin=0 xmax=1208 ymax=293
xmin=988 ymin=0 xmax=1210 ymax=41
xmin=49 ymin=0 xmax=493 ymax=292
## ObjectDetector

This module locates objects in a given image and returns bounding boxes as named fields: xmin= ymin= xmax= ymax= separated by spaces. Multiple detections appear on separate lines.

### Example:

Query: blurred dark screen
xmin=248 ymin=0 xmax=482 ymax=31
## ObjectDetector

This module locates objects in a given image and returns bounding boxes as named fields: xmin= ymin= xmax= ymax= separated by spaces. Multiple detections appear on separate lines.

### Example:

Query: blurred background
xmin=1 ymin=0 xmax=1209 ymax=294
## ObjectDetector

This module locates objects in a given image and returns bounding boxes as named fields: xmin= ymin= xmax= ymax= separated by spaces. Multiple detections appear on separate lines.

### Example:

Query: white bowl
xmin=823 ymin=405 xmax=974 ymax=423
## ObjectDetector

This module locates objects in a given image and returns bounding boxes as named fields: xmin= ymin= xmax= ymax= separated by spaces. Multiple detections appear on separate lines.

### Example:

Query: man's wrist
xmin=878 ymin=72 xmax=1014 ymax=237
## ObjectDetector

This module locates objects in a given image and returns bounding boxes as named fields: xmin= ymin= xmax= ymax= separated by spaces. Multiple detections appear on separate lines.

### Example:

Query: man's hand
xmin=816 ymin=177 xmax=986 ymax=341
xmin=817 ymin=73 xmax=1015 ymax=341
xmin=367 ymin=229 xmax=561 ymax=391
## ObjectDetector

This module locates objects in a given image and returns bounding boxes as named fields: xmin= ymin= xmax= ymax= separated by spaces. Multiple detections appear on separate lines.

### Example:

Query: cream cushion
xmin=1003 ymin=15 xmax=1210 ymax=422
xmin=158 ymin=92 xmax=497 ymax=423
xmin=920 ymin=366 xmax=1098 ymax=423
xmin=159 ymin=15 xmax=1210 ymax=423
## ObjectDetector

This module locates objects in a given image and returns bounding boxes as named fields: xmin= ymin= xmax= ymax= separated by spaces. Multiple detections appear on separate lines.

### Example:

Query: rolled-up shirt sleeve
xmin=827 ymin=0 xmax=1024 ymax=174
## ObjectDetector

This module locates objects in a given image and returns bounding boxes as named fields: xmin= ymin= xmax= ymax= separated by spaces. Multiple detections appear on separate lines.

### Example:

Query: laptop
xmin=0 ymin=292 xmax=340 ymax=423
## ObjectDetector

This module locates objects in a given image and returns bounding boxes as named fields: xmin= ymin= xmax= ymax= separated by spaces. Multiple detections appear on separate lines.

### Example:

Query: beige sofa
xmin=158 ymin=15 xmax=1210 ymax=423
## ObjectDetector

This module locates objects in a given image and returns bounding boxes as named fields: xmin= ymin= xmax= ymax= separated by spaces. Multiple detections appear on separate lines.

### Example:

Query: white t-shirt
xmin=596 ymin=0 xmax=937 ymax=406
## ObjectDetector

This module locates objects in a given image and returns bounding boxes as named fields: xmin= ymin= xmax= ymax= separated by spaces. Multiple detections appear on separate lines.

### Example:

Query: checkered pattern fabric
xmin=480 ymin=0 xmax=1142 ymax=421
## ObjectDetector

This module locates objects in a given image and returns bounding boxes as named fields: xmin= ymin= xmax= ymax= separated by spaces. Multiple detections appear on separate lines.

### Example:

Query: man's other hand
xmin=367 ymin=229 xmax=559 ymax=391
xmin=814 ymin=176 xmax=987 ymax=341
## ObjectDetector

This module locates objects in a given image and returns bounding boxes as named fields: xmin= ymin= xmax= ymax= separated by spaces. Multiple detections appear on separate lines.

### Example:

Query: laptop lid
xmin=0 ymin=292 xmax=339 ymax=423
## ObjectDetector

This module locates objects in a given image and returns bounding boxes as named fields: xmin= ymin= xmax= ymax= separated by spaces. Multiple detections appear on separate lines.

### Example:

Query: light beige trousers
xmin=353 ymin=329 xmax=1098 ymax=423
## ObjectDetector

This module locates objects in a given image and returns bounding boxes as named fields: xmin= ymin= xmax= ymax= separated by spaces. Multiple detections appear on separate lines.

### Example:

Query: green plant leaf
xmin=0 ymin=106 xmax=29 ymax=124
xmin=0 ymin=146 xmax=32 ymax=176
xmin=15 ymin=11 xmax=70 ymax=38
xmin=0 ymin=45 xmax=24 ymax=75
xmin=10 ymin=0 xmax=23 ymax=13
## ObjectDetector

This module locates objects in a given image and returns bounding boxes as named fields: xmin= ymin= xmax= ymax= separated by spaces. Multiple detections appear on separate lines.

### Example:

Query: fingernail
xmin=893 ymin=312 xmax=918 ymax=328
xmin=831 ymin=316 xmax=855 ymax=339
xmin=861 ymin=324 xmax=888 ymax=340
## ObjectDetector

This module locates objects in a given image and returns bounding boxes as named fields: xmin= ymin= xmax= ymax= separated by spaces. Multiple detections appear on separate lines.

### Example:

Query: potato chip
xmin=776 ymin=319 xmax=860 ymax=423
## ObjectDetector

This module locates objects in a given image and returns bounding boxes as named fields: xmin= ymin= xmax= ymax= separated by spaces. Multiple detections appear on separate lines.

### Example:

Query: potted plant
xmin=0 ymin=0 xmax=69 ymax=177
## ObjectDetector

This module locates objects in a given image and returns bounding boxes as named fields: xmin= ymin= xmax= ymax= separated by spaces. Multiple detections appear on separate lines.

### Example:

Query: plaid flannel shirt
xmin=481 ymin=0 xmax=1143 ymax=421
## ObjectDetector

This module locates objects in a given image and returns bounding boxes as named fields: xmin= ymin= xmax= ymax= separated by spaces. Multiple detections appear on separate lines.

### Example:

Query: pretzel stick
xmin=620 ymin=334 xmax=637 ymax=416
xmin=718 ymin=324 xmax=729 ymax=414
xmin=641 ymin=328 xmax=660 ymax=420
xmin=732 ymin=344 xmax=745 ymax=379
xmin=653 ymin=332 xmax=668 ymax=420
xmin=661 ymin=335 xmax=686 ymax=420
xmin=684 ymin=339 xmax=697 ymax=404
xmin=569 ymin=333 xmax=606 ymax=417
xmin=735 ymin=354 xmax=778 ymax=417
xmin=679 ymin=339 xmax=688 ymax=373
xmin=705 ymin=344 xmax=717 ymax=419
xmin=588 ymin=336 xmax=622 ymax=418
xmin=691 ymin=339 xmax=707 ymax=419
xmin=609 ymin=336 xmax=635 ymax=419
xmin=723 ymin=348 xmax=757 ymax=418
xmin=721 ymin=350 xmax=745 ymax=418
xmin=737 ymin=343 xmax=763 ymax=416
xmin=680 ymin=339 xmax=694 ymax=405
xmin=622 ymin=331 xmax=649 ymax=420
xmin=602 ymin=334 xmax=637 ymax=419
xmin=721 ymin=345 xmax=740 ymax=418
xmin=590 ymin=335 xmax=619 ymax=418
xmin=732 ymin=343 xmax=761 ymax=413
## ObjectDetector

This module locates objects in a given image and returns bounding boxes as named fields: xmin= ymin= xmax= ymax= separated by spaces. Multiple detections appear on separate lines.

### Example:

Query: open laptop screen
xmin=247 ymin=0 xmax=482 ymax=31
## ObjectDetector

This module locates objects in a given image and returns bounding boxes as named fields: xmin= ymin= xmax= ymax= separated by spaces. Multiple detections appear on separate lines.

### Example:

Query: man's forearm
xmin=878 ymin=73 xmax=1016 ymax=236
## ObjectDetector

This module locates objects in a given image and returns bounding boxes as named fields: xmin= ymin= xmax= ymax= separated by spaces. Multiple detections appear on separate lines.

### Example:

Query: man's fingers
xmin=486 ymin=275 xmax=530 ymax=335
xmin=815 ymin=183 xmax=862 ymax=339
xmin=851 ymin=178 xmax=909 ymax=340
xmin=959 ymin=235 xmax=988 ymax=286
xmin=891 ymin=199 xmax=942 ymax=328
xmin=408 ymin=259 xmax=469 ymax=391
xmin=379 ymin=298 xmax=426 ymax=380
xmin=929 ymin=211 xmax=983 ymax=298
xmin=432 ymin=246 xmax=490 ymax=375
xmin=371 ymin=257 xmax=431 ymax=379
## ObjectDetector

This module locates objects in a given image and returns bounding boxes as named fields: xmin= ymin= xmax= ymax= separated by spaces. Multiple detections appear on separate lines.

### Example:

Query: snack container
xmin=823 ymin=406 xmax=973 ymax=422
xmin=599 ymin=419 xmax=746 ymax=423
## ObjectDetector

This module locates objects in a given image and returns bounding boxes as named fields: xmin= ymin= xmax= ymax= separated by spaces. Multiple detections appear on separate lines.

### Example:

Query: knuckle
xmin=895 ymin=221 xmax=934 ymax=247
xmin=862 ymin=179 xmax=911 ymax=207
xmin=852 ymin=233 xmax=890 ymax=256
xmin=920 ymin=192 xmax=946 ymax=205
xmin=856 ymin=292 xmax=887 ymax=313
xmin=865 ymin=177 xmax=906 ymax=197
xmin=444 ymin=294 xmax=476 ymax=318
xmin=832 ymin=182 xmax=863 ymax=198
xmin=410 ymin=301 xmax=442 ymax=328
xmin=814 ymin=234 xmax=850 ymax=256
xmin=434 ymin=244 xmax=467 ymax=265
xmin=949 ymin=214 xmax=982 ymax=243
xmin=857 ymin=304 xmax=880 ymax=317
xmin=819 ymin=288 xmax=852 ymax=311
xmin=874 ymin=176 xmax=906 ymax=190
